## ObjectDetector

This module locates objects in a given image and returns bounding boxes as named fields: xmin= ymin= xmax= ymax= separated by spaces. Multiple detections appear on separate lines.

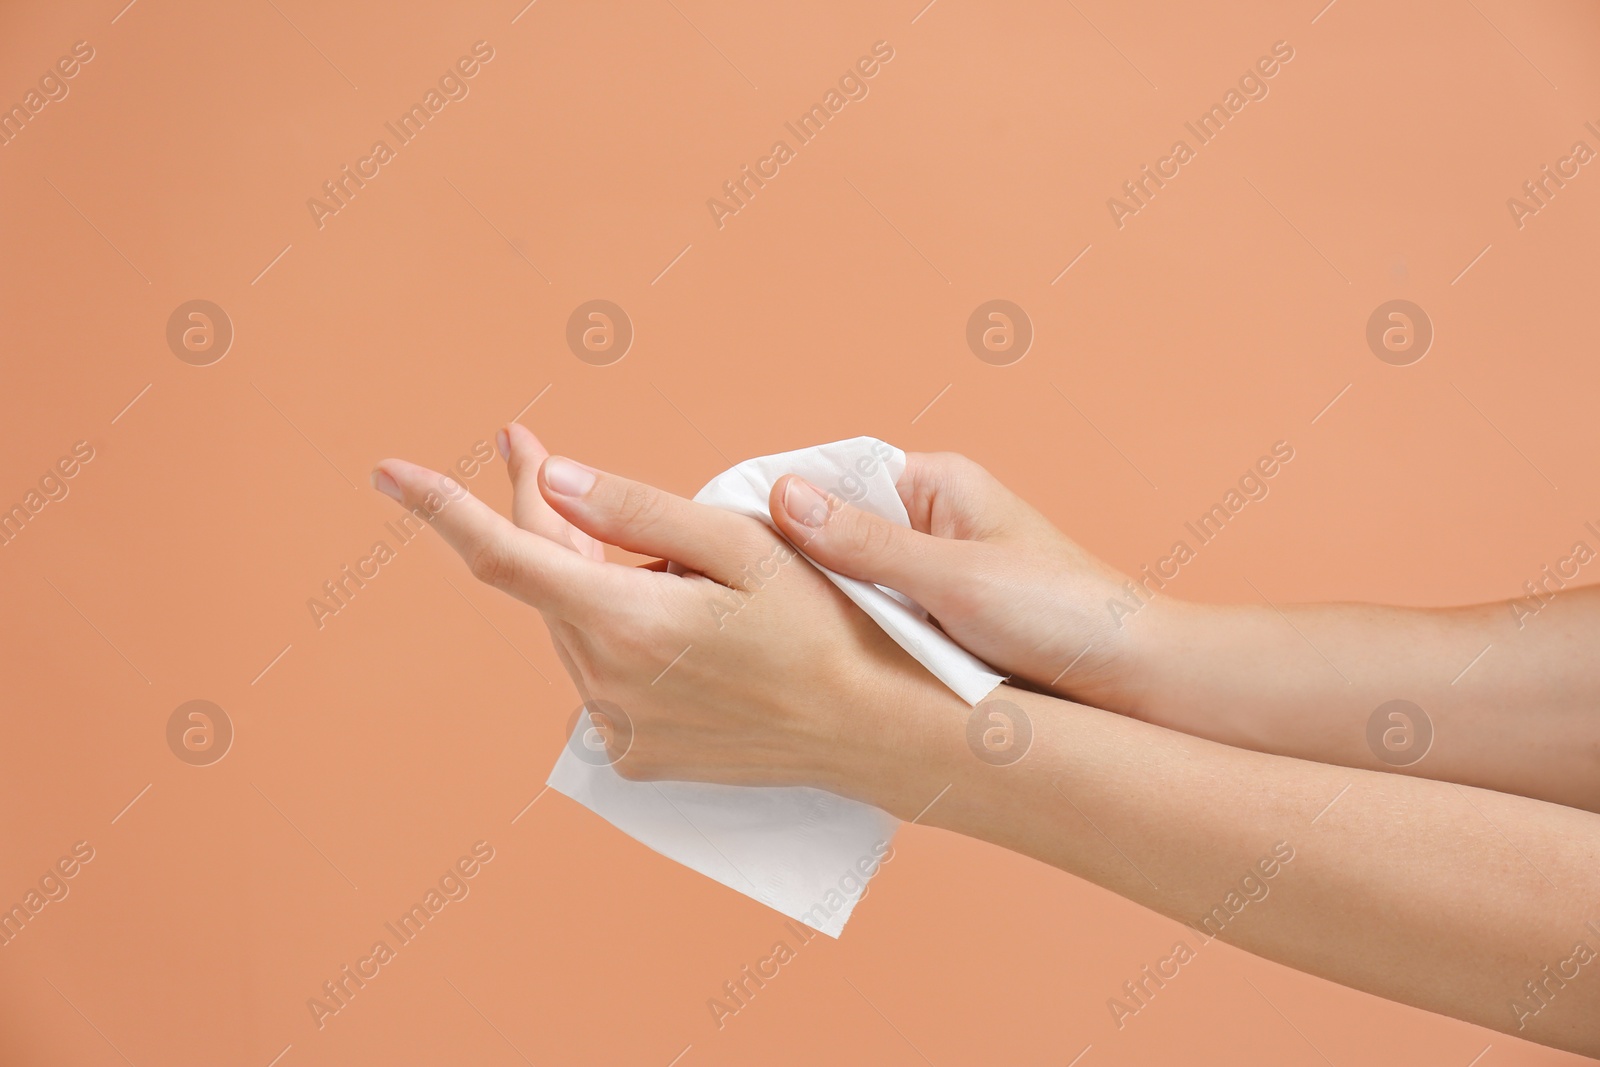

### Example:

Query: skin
xmin=372 ymin=429 xmax=1600 ymax=1058
xmin=771 ymin=452 xmax=1600 ymax=813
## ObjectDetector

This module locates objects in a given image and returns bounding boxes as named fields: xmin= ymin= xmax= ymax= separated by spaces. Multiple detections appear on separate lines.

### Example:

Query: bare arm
xmin=771 ymin=453 xmax=1600 ymax=812
xmin=1125 ymin=591 xmax=1600 ymax=812
xmin=374 ymin=430 xmax=1600 ymax=1059
xmin=841 ymin=683 xmax=1600 ymax=1058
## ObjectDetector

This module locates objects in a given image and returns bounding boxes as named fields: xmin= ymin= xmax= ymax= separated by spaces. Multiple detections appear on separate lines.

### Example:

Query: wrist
xmin=1107 ymin=594 xmax=1217 ymax=720
xmin=817 ymin=669 xmax=975 ymax=820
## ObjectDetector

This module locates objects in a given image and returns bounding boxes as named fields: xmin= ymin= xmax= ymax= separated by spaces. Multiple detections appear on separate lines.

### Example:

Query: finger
xmin=501 ymin=424 xmax=607 ymax=562
xmin=537 ymin=456 xmax=772 ymax=586
xmin=500 ymin=423 xmax=565 ymax=539
xmin=768 ymin=473 xmax=965 ymax=601
xmin=497 ymin=423 xmax=584 ymax=552
xmin=897 ymin=451 xmax=1054 ymax=542
xmin=372 ymin=457 xmax=615 ymax=621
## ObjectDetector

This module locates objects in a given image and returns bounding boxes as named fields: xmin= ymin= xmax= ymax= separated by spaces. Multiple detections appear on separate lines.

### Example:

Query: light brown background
xmin=2 ymin=0 xmax=1597 ymax=1063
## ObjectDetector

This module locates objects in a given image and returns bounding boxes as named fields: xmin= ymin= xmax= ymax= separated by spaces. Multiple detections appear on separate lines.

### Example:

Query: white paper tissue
xmin=545 ymin=437 xmax=1005 ymax=937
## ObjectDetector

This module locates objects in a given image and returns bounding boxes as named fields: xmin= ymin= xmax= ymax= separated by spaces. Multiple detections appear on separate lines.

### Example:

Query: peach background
xmin=2 ymin=0 xmax=1597 ymax=1063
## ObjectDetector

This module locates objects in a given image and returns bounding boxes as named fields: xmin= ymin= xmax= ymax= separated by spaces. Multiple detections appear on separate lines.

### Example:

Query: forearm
xmin=1119 ymin=588 xmax=1600 ymax=811
xmin=841 ymin=684 xmax=1600 ymax=1056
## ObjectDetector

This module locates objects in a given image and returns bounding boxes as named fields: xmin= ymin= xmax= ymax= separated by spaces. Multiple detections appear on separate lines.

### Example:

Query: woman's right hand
xmin=768 ymin=451 xmax=1183 ymax=715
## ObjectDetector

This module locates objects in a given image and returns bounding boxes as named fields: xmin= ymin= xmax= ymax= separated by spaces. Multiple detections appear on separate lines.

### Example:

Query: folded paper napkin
xmin=546 ymin=437 xmax=1005 ymax=937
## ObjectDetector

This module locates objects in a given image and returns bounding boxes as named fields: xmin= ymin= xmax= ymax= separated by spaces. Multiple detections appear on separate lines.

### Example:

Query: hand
xmin=369 ymin=424 xmax=960 ymax=803
xmin=767 ymin=451 xmax=1176 ymax=714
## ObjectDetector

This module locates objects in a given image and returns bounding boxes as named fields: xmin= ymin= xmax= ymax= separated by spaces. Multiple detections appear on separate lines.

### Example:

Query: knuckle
xmin=468 ymin=538 xmax=514 ymax=587
xmin=614 ymin=482 xmax=666 ymax=532
xmin=932 ymin=451 xmax=991 ymax=489
xmin=850 ymin=513 xmax=902 ymax=562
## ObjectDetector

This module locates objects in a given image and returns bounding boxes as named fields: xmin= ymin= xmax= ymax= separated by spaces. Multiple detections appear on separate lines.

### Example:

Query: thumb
xmin=769 ymin=474 xmax=959 ymax=598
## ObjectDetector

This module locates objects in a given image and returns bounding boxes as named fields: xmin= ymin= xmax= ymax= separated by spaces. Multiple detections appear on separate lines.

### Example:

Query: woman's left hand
xmin=369 ymin=423 xmax=951 ymax=801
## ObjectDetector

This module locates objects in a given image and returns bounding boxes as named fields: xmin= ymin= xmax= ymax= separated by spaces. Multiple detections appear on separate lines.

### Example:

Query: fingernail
xmin=783 ymin=478 xmax=829 ymax=528
xmin=495 ymin=428 xmax=510 ymax=461
xmin=544 ymin=456 xmax=597 ymax=497
xmin=370 ymin=469 xmax=403 ymax=503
